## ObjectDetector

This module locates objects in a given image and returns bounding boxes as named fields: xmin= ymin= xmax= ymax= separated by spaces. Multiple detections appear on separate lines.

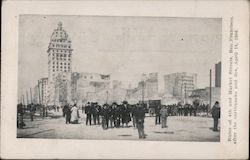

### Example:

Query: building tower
xmin=215 ymin=61 xmax=221 ymax=87
xmin=47 ymin=22 xmax=73 ymax=105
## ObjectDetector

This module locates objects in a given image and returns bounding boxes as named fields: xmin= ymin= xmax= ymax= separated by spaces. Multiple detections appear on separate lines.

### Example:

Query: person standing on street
xmin=211 ymin=101 xmax=220 ymax=131
xmin=135 ymin=103 xmax=146 ymax=139
xmin=101 ymin=104 xmax=108 ymax=129
xmin=155 ymin=105 xmax=161 ymax=125
xmin=92 ymin=103 xmax=98 ymax=125
xmin=108 ymin=103 xmax=116 ymax=128
xmin=160 ymin=105 xmax=168 ymax=128
xmin=96 ymin=104 xmax=101 ymax=125
xmin=62 ymin=105 xmax=66 ymax=117
xmin=65 ymin=104 xmax=71 ymax=124
xmin=17 ymin=103 xmax=25 ymax=128
xmin=30 ymin=103 xmax=36 ymax=121
xmin=85 ymin=102 xmax=92 ymax=125
xmin=71 ymin=104 xmax=80 ymax=124
xmin=131 ymin=105 xmax=137 ymax=128
xmin=121 ymin=101 xmax=131 ymax=127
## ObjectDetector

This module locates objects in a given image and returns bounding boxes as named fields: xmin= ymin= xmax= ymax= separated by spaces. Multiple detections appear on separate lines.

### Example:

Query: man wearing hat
xmin=135 ymin=103 xmax=146 ymax=139
xmin=121 ymin=101 xmax=131 ymax=127
xmin=64 ymin=104 xmax=71 ymax=124
xmin=155 ymin=104 xmax=161 ymax=125
xmin=108 ymin=102 xmax=117 ymax=128
xmin=212 ymin=101 xmax=220 ymax=131
xmin=160 ymin=105 xmax=168 ymax=128
xmin=101 ymin=103 xmax=109 ymax=129
xmin=85 ymin=102 xmax=92 ymax=125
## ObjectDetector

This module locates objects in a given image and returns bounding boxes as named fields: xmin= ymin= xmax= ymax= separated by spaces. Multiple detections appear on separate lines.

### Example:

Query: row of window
xmin=52 ymin=57 xmax=71 ymax=61
xmin=51 ymin=39 xmax=71 ymax=43
xmin=52 ymin=53 xmax=71 ymax=57
xmin=85 ymin=76 xmax=93 ymax=79
xmin=51 ymin=73 xmax=67 ymax=78
xmin=50 ymin=49 xmax=72 ymax=53
xmin=51 ymin=44 xmax=68 ymax=48
xmin=52 ymin=66 xmax=71 ymax=69
xmin=55 ymin=31 xmax=65 ymax=35
xmin=52 ymin=69 xmax=71 ymax=72
xmin=53 ymin=62 xmax=70 ymax=65
xmin=55 ymin=34 xmax=65 ymax=38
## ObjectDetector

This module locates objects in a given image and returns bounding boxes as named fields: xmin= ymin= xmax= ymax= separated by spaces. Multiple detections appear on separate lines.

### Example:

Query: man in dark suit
xmin=121 ymin=101 xmax=131 ymax=127
xmin=155 ymin=105 xmax=161 ymax=125
xmin=135 ymin=103 xmax=146 ymax=139
xmin=101 ymin=104 xmax=109 ymax=129
xmin=65 ymin=104 xmax=71 ymax=124
xmin=17 ymin=103 xmax=25 ymax=128
xmin=92 ymin=103 xmax=98 ymax=125
xmin=96 ymin=104 xmax=101 ymax=125
xmin=85 ymin=102 xmax=92 ymax=125
xmin=212 ymin=101 xmax=220 ymax=131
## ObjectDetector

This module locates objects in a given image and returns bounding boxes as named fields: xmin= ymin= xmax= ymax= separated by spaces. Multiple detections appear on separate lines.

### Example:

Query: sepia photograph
xmin=17 ymin=15 xmax=222 ymax=141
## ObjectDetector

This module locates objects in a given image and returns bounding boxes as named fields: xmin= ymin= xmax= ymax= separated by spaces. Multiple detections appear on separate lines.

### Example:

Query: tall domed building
xmin=47 ymin=22 xmax=72 ymax=105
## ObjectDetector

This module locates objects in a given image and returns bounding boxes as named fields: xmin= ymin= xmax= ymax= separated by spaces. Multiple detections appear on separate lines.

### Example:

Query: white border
xmin=1 ymin=0 xmax=249 ymax=159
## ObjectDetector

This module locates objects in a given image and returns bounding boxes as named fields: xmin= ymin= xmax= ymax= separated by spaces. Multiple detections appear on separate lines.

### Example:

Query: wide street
xmin=17 ymin=110 xmax=220 ymax=141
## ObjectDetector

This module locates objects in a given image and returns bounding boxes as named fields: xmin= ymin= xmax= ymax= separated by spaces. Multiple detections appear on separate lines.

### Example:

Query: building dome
xmin=50 ymin=22 xmax=70 ymax=42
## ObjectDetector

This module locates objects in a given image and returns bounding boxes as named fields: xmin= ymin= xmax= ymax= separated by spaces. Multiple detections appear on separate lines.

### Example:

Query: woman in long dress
xmin=70 ymin=104 xmax=79 ymax=124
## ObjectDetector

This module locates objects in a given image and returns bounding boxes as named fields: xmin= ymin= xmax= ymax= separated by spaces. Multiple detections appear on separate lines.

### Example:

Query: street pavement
xmin=17 ymin=110 xmax=220 ymax=141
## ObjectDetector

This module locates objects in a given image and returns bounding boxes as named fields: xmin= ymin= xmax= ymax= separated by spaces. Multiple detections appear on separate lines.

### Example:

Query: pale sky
xmin=18 ymin=15 xmax=221 ymax=97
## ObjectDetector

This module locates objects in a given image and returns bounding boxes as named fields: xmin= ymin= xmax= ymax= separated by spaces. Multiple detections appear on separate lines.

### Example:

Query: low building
xmin=38 ymin=78 xmax=49 ymax=105
xmin=189 ymin=87 xmax=221 ymax=108
xmin=71 ymin=72 xmax=111 ymax=105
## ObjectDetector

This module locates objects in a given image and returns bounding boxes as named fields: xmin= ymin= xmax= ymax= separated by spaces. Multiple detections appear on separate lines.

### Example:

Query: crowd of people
xmin=17 ymin=100 xmax=220 ymax=138
xmin=61 ymin=101 xmax=147 ymax=139
xmin=150 ymin=103 xmax=210 ymax=117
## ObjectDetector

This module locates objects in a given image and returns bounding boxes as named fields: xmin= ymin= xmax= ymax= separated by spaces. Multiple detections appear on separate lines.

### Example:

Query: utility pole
xmin=209 ymin=69 xmax=212 ymax=116
xmin=181 ymin=78 xmax=183 ymax=103
xmin=38 ymin=80 xmax=41 ymax=104
xmin=184 ymin=83 xmax=187 ymax=104
xmin=142 ymin=81 xmax=145 ymax=104
xmin=30 ymin=89 xmax=32 ymax=104
xmin=106 ymin=90 xmax=109 ymax=104
xmin=22 ymin=94 xmax=25 ymax=105
xmin=41 ymin=82 xmax=44 ymax=105
xmin=26 ymin=91 xmax=29 ymax=105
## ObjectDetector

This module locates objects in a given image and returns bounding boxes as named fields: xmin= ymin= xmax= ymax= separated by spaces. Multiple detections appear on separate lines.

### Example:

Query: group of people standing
xmin=154 ymin=105 xmax=169 ymax=128
xmin=18 ymin=100 xmax=220 ymax=139
xmin=151 ymin=103 xmax=210 ymax=117
xmin=85 ymin=101 xmax=134 ymax=129
xmin=62 ymin=104 xmax=80 ymax=124
xmin=17 ymin=103 xmax=48 ymax=128
xmin=62 ymin=101 xmax=147 ymax=139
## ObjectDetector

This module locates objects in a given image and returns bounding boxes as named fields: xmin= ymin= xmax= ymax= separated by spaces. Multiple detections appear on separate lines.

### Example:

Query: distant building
xmin=111 ymin=80 xmax=127 ymax=103
xmin=126 ymin=72 xmax=159 ymax=103
xmin=145 ymin=73 xmax=159 ymax=99
xmin=38 ymin=78 xmax=48 ymax=105
xmin=190 ymin=87 xmax=221 ymax=108
xmin=47 ymin=22 xmax=73 ymax=105
xmin=215 ymin=61 xmax=221 ymax=87
xmin=32 ymin=85 xmax=39 ymax=104
xmin=164 ymin=72 xmax=197 ymax=100
xmin=113 ymin=80 xmax=122 ymax=89
xmin=71 ymin=72 xmax=111 ymax=104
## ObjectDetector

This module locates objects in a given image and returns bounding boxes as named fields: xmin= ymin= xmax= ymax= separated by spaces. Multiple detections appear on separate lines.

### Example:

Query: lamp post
xmin=106 ymin=90 xmax=109 ymax=104
xmin=209 ymin=69 xmax=212 ymax=116
xmin=141 ymin=74 xmax=147 ymax=105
